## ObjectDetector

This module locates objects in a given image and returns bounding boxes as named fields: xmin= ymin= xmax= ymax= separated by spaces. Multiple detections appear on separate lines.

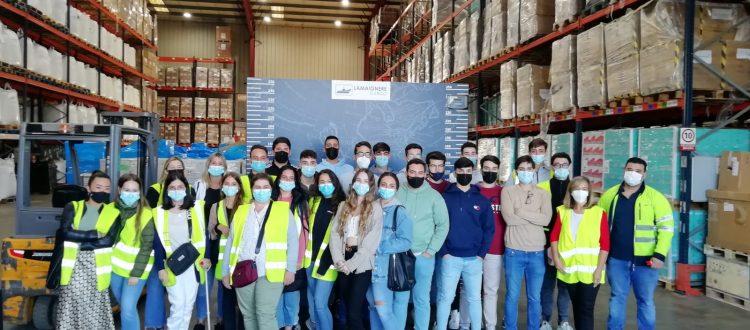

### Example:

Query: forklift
xmin=1 ymin=113 xmax=159 ymax=329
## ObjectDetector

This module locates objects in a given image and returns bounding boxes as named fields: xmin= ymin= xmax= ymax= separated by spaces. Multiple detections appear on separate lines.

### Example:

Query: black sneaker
xmin=214 ymin=322 xmax=224 ymax=330
xmin=193 ymin=324 xmax=206 ymax=330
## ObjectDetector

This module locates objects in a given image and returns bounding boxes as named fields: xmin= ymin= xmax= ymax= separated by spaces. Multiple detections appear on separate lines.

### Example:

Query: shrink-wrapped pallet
xmin=481 ymin=5 xmax=493 ymax=60
xmin=178 ymin=123 xmax=191 ymax=144
xmin=220 ymin=69 xmax=233 ymax=89
xmin=194 ymin=97 xmax=207 ymax=119
xmin=520 ymin=0 xmax=555 ymax=44
xmin=489 ymin=0 xmax=507 ymax=55
xmin=516 ymin=64 xmax=550 ymax=118
xmin=722 ymin=40 xmax=750 ymax=90
xmin=640 ymin=41 xmax=722 ymax=94
xmin=156 ymin=96 xmax=166 ymax=117
xmin=468 ymin=11 xmax=483 ymax=67
xmin=208 ymin=98 xmax=221 ymax=119
xmin=221 ymin=124 xmax=233 ymax=143
xmin=196 ymin=67 xmax=208 ymax=88
xmin=220 ymin=98 xmax=233 ymax=120
xmin=165 ymin=67 xmax=179 ymax=87
xmin=454 ymin=18 xmax=469 ymax=73
xmin=507 ymin=0 xmax=521 ymax=48
xmin=167 ymin=97 xmax=180 ymax=118
xmin=696 ymin=2 xmax=750 ymax=42
xmin=194 ymin=123 xmax=207 ymax=144
xmin=179 ymin=66 xmax=193 ymax=88
xmin=550 ymin=35 xmax=577 ymax=112
xmin=555 ymin=0 xmax=580 ymax=28
xmin=499 ymin=137 xmax=516 ymax=182
xmin=179 ymin=97 xmax=192 ymax=118
xmin=432 ymin=0 xmax=469 ymax=28
xmin=605 ymin=11 xmax=640 ymax=99
xmin=577 ymin=23 xmax=607 ymax=107
xmin=443 ymin=31 xmax=453 ymax=79
xmin=500 ymin=60 xmax=518 ymax=120
xmin=162 ymin=123 xmax=176 ymax=141
xmin=208 ymin=68 xmax=221 ymax=89
xmin=207 ymin=124 xmax=220 ymax=145
xmin=433 ymin=36 xmax=444 ymax=83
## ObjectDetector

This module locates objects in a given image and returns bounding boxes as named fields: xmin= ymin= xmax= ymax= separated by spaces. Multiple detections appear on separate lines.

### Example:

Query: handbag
xmin=283 ymin=268 xmax=307 ymax=292
xmin=387 ymin=206 xmax=417 ymax=292
xmin=232 ymin=201 xmax=273 ymax=288
xmin=166 ymin=210 xmax=201 ymax=276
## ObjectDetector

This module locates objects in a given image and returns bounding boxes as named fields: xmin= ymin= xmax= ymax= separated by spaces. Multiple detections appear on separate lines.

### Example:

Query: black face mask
xmin=482 ymin=171 xmax=498 ymax=184
xmin=456 ymin=173 xmax=473 ymax=186
xmin=429 ymin=172 xmax=444 ymax=182
xmin=275 ymin=151 xmax=289 ymax=164
xmin=325 ymin=147 xmax=339 ymax=160
xmin=407 ymin=177 xmax=425 ymax=189
xmin=89 ymin=191 xmax=110 ymax=204
xmin=168 ymin=169 xmax=184 ymax=177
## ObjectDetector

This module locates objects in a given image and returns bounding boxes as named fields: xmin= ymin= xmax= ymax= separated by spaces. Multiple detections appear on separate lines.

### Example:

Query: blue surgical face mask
xmin=318 ymin=183 xmax=335 ymax=197
xmin=253 ymin=188 xmax=272 ymax=203
xmin=467 ymin=156 xmax=478 ymax=167
xmin=353 ymin=182 xmax=370 ymax=196
xmin=251 ymin=160 xmax=266 ymax=173
xmin=222 ymin=185 xmax=239 ymax=197
xmin=375 ymin=155 xmax=389 ymax=168
xmin=531 ymin=154 xmax=546 ymax=165
xmin=554 ymin=167 xmax=570 ymax=180
xmin=517 ymin=170 xmax=535 ymax=185
xmin=208 ymin=165 xmax=225 ymax=177
xmin=119 ymin=191 xmax=140 ymax=207
xmin=168 ymin=189 xmax=187 ymax=202
xmin=301 ymin=166 xmax=316 ymax=178
xmin=279 ymin=180 xmax=296 ymax=192
xmin=378 ymin=187 xmax=396 ymax=200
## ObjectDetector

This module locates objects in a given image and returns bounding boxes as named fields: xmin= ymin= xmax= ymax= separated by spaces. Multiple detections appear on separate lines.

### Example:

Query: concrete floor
xmin=1 ymin=195 xmax=749 ymax=329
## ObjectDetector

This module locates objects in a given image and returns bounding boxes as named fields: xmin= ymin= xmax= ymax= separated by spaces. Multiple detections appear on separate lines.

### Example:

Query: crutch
xmin=204 ymin=266 xmax=212 ymax=330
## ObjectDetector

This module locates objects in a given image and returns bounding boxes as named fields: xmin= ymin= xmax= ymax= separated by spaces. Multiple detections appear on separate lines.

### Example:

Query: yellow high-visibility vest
xmin=556 ymin=205 xmax=606 ymax=285
xmin=303 ymin=197 xmax=337 ymax=282
xmin=112 ymin=204 xmax=155 ymax=279
xmin=153 ymin=201 xmax=207 ymax=286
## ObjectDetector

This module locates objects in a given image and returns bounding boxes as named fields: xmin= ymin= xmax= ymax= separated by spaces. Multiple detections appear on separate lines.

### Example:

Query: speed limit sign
xmin=679 ymin=128 xmax=696 ymax=151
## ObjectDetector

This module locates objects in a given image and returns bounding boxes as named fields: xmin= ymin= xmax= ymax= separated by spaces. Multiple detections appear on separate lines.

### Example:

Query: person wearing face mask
xmin=316 ymin=135 xmax=354 ymax=181
xmin=222 ymin=173 xmax=299 ymax=330
xmin=267 ymin=137 xmax=293 ymax=177
xmin=299 ymin=149 xmax=319 ymax=194
xmin=537 ymin=153 xmax=573 ymax=330
xmin=425 ymin=151 xmax=450 ymax=193
xmin=448 ymin=142 xmax=483 ymax=185
xmin=329 ymin=169 xmax=384 ymax=330
xmin=208 ymin=172 xmax=247 ymax=330
xmin=110 ymin=174 xmax=155 ymax=330
xmin=500 ymin=155 xmax=552 ymax=330
xmin=193 ymin=152 xmax=228 ymax=330
xmin=597 ymin=157 xmax=673 ymax=330
xmin=394 ymin=158 xmax=449 ymax=330
xmin=436 ymin=157 xmax=495 ymax=330
xmin=339 ymin=141 xmax=373 ymax=196
xmin=505 ymin=138 xmax=553 ymax=187
xmin=54 ymin=171 xmax=120 ymax=330
xmin=305 ymin=169 xmax=346 ymax=330
xmin=153 ymin=171 xmax=212 ymax=330
xmin=272 ymin=165 xmax=310 ymax=330
xmin=396 ymin=143 xmax=423 ymax=183
xmin=147 ymin=157 xmax=196 ymax=209
xmin=549 ymin=176 xmax=609 ymax=330
xmin=371 ymin=142 xmax=395 ymax=178
xmin=367 ymin=172 xmax=413 ymax=330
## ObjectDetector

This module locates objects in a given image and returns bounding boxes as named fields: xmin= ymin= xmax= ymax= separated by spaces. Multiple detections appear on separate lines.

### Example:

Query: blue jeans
xmin=306 ymin=266 xmax=335 ymax=330
xmin=607 ymin=258 xmax=659 ymax=330
xmin=195 ymin=266 xmax=217 ymax=322
xmin=411 ymin=254 xmax=435 ymax=330
xmin=277 ymin=290 xmax=301 ymax=327
xmin=436 ymin=255 xmax=482 ymax=330
xmin=541 ymin=263 xmax=570 ymax=323
xmin=111 ymin=273 xmax=148 ymax=330
xmin=367 ymin=281 xmax=410 ymax=330
xmin=503 ymin=248 xmax=545 ymax=330
xmin=144 ymin=270 xmax=166 ymax=328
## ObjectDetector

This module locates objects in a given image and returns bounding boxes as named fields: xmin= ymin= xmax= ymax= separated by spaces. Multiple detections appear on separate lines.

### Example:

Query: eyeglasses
xmin=525 ymin=191 xmax=534 ymax=205
xmin=553 ymin=164 xmax=570 ymax=169
xmin=356 ymin=152 xmax=371 ymax=158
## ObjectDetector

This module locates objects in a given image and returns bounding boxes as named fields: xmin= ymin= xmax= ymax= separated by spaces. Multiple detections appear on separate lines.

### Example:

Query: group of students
xmin=50 ymin=135 xmax=674 ymax=330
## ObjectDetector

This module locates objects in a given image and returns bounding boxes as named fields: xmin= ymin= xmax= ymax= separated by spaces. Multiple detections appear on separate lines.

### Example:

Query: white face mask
xmin=356 ymin=156 xmax=371 ymax=169
xmin=571 ymin=189 xmax=589 ymax=204
xmin=623 ymin=171 xmax=643 ymax=186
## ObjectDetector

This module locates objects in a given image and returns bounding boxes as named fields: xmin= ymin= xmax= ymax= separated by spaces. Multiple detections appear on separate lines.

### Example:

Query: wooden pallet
xmin=553 ymin=17 xmax=578 ymax=31
xmin=706 ymin=287 xmax=750 ymax=311
xmin=500 ymin=119 xmax=514 ymax=127
xmin=692 ymin=89 xmax=733 ymax=102
xmin=579 ymin=105 xmax=607 ymax=112
xmin=583 ymin=0 xmax=610 ymax=15
xmin=658 ymin=278 xmax=676 ymax=292
xmin=0 ymin=196 xmax=16 ymax=204
xmin=704 ymin=244 xmax=750 ymax=265
xmin=642 ymin=90 xmax=684 ymax=103
xmin=0 ymin=124 xmax=20 ymax=130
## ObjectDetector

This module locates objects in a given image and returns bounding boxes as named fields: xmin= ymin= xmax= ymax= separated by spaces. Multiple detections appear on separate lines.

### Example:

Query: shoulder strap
xmin=186 ymin=208 xmax=194 ymax=242
xmin=392 ymin=205 xmax=402 ymax=233
xmin=254 ymin=201 xmax=273 ymax=255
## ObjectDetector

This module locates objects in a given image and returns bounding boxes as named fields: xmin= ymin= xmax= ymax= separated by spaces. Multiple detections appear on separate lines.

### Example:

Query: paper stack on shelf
xmin=167 ymin=97 xmax=179 ymax=117
xmin=194 ymin=123 xmax=207 ymax=143
xmin=499 ymin=137 xmax=516 ymax=182
xmin=577 ymin=23 xmax=607 ymax=107
xmin=516 ymin=64 xmax=550 ymax=118
xmin=603 ymin=129 xmax=638 ymax=190
xmin=551 ymin=35 xmax=577 ymax=113
xmin=478 ymin=138 xmax=499 ymax=161
xmin=454 ymin=18 xmax=469 ymax=73
xmin=469 ymin=11 xmax=483 ymax=67
xmin=433 ymin=36 xmax=444 ymax=83
xmin=520 ymin=0 xmax=555 ymax=44
xmin=605 ymin=10 xmax=640 ymax=100
xmin=178 ymin=123 xmax=191 ymax=144
xmin=179 ymin=97 xmax=193 ymax=118
xmin=443 ymin=31 xmax=453 ymax=79
xmin=179 ymin=66 xmax=193 ymax=88
xmin=196 ymin=67 xmax=209 ymax=88
xmin=220 ymin=99 xmax=233 ymax=120
xmin=507 ymin=0 xmax=521 ymax=49
xmin=500 ymin=60 xmax=518 ymax=120
xmin=582 ymin=130 xmax=605 ymax=192
xmin=489 ymin=0 xmax=507 ymax=56
xmin=194 ymin=97 xmax=207 ymax=119
xmin=156 ymin=96 xmax=166 ymax=117
xmin=555 ymin=0 xmax=580 ymax=28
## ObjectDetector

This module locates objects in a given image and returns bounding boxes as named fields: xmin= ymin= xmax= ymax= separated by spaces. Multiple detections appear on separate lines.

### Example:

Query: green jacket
xmin=597 ymin=183 xmax=674 ymax=260
xmin=395 ymin=183 xmax=449 ymax=256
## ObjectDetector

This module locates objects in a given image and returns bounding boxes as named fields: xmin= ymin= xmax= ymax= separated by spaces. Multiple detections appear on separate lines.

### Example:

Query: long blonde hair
xmin=337 ymin=169 xmax=377 ymax=236
xmin=563 ymin=176 xmax=596 ymax=209
xmin=159 ymin=156 xmax=185 ymax=183
xmin=201 ymin=152 xmax=227 ymax=183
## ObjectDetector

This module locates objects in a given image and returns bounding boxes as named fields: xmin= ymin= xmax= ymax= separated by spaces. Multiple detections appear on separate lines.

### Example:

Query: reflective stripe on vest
xmin=112 ymin=204 xmax=155 ymax=279
xmin=556 ymin=205 xmax=606 ymax=285
xmin=603 ymin=185 xmax=674 ymax=258
xmin=240 ymin=175 xmax=252 ymax=204
xmin=153 ymin=201 xmax=207 ymax=285
xmin=303 ymin=197 xmax=338 ymax=282
xmin=60 ymin=200 xmax=117 ymax=291
xmin=227 ymin=201 xmax=290 ymax=284
xmin=215 ymin=200 xmax=229 ymax=280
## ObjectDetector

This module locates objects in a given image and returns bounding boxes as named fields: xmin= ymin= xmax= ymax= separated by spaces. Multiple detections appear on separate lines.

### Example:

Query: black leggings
xmin=335 ymin=249 xmax=372 ymax=330
xmin=222 ymin=284 xmax=245 ymax=330
xmin=560 ymin=280 xmax=600 ymax=330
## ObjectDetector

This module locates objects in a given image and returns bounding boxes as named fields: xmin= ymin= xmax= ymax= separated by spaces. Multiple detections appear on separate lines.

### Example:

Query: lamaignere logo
xmin=335 ymin=84 xmax=353 ymax=95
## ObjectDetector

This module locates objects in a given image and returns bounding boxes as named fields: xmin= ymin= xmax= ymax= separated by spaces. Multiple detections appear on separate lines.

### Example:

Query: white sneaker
xmin=557 ymin=321 xmax=574 ymax=330
xmin=448 ymin=310 xmax=460 ymax=329
xmin=540 ymin=321 xmax=553 ymax=330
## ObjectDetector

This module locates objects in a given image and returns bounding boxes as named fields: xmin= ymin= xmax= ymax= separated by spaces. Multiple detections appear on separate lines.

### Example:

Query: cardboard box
xmin=216 ymin=26 xmax=231 ymax=42
xmin=178 ymin=123 xmax=191 ymax=144
xmin=639 ymin=41 xmax=722 ymax=95
xmin=707 ymin=189 xmax=750 ymax=253
xmin=696 ymin=2 xmax=749 ymax=42
xmin=706 ymin=255 xmax=750 ymax=299
xmin=216 ymin=40 xmax=232 ymax=59
xmin=577 ymin=23 xmax=607 ymax=107
xmin=167 ymin=97 xmax=179 ymax=118
xmin=722 ymin=41 xmax=750 ymax=91
xmin=520 ymin=0 xmax=554 ymax=44
xmin=156 ymin=96 xmax=166 ymax=117
xmin=718 ymin=151 xmax=750 ymax=192
xmin=207 ymin=124 xmax=220 ymax=145
xmin=179 ymin=66 xmax=193 ymax=88
xmin=165 ymin=67 xmax=179 ymax=87
xmin=550 ymin=34 xmax=576 ymax=112
xmin=555 ymin=0 xmax=580 ymax=28
xmin=194 ymin=97 xmax=207 ymax=119
xmin=208 ymin=69 xmax=221 ymax=89
xmin=516 ymin=64 xmax=550 ymax=118
xmin=207 ymin=98 xmax=220 ymax=118
xmin=500 ymin=60 xmax=518 ymax=120
xmin=179 ymin=97 xmax=193 ymax=118
xmin=220 ymin=98 xmax=233 ymax=120
xmin=196 ymin=67 xmax=208 ymax=88
xmin=162 ymin=123 xmax=176 ymax=141
xmin=606 ymin=11 xmax=640 ymax=99
xmin=194 ymin=123 xmax=207 ymax=143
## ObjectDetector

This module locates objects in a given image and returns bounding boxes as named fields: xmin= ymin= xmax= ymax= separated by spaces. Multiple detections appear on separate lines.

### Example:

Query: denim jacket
xmin=372 ymin=199 xmax=413 ymax=283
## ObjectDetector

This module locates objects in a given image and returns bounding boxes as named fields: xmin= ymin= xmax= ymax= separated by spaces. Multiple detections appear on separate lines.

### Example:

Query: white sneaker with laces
xmin=557 ymin=321 xmax=574 ymax=330
xmin=448 ymin=310 xmax=460 ymax=329
xmin=540 ymin=321 xmax=553 ymax=330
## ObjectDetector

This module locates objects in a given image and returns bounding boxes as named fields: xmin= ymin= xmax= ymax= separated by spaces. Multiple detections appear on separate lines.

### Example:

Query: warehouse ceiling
xmin=149 ymin=0 xmax=403 ymax=30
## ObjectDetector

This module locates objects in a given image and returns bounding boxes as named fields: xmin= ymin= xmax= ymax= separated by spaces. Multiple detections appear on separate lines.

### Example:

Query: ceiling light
xmin=334 ymin=20 xmax=342 ymax=27
xmin=342 ymin=0 xmax=350 ymax=7
xmin=263 ymin=16 xmax=271 ymax=23
xmin=183 ymin=12 xmax=192 ymax=18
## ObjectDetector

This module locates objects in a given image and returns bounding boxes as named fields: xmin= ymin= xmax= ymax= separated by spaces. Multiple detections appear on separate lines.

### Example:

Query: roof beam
xmin=253 ymin=2 xmax=375 ymax=11
xmin=253 ymin=9 xmax=370 ymax=19
xmin=259 ymin=17 xmax=367 ymax=25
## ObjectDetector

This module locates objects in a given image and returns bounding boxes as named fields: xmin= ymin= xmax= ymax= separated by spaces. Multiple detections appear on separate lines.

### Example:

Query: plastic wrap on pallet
xmin=433 ymin=36 xmax=444 ymax=83
xmin=208 ymin=68 xmax=221 ymax=89
xmin=194 ymin=97 xmax=207 ymax=119
xmin=178 ymin=123 xmax=191 ymax=145
xmin=220 ymin=69 xmax=233 ymax=89
xmin=157 ymin=96 xmax=166 ymax=117
xmin=196 ymin=67 xmax=209 ymax=88
xmin=637 ymin=127 xmax=678 ymax=199
xmin=481 ymin=4 xmax=492 ymax=60
xmin=167 ymin=97 xmax=179 ymax=118
xmin=640 ymin=41 xmax=722 ymax=95
xmin=603 ymin=129 xmax=638 ymax=190
xmin=208 ymin=98 xmax=220 ymax=119
xmin=443 ymin=30 xmax=453 ymax=79
xmin=555 ymin=0 xmax=580 ymax=28
xmin=180 ymin=97 xmax=193 ymax=118
xmin=507 ymin=0 xmax=521 ymax=48
xmin=194 ymin=123 xmax=207 ymax=144
xmin=433 ymin=0 xmax=468 ymax=27
xmin=516 ymin=64 xmax=550 ymax=118
xmin=551 ymin=133 xmax=574 ymax=157
xmin=454 ymin=18 xmax=469 ymax=73
xmin=469 ymin=10 xmax=483 ymax=66
xmin=220 ymin=98 xmax=233 ymax=120
xmin=207 ymin=124 xmax=220 ymax=145
xmin=165 ymin=67 xmax=179 ymax=87
xmin=577 ymin=23 xmax=607 ymax=107
xmin=499 ymin=137 xmax=516 ymax=182
xmin=490 ymin=0 xmax=507 ymax=56
xmin=517 ymin=136 xmax=533 ymax=158
xmin=500 ymin=60 xmax=518 ymax=120
xmin=696 ymin=2 xmax=750 ymax=42
xmin=478 ymin=138 xmax=499 ymax=161
xmin=582 ymin=130 xmax=605 ymax=192
xmin=179 ymin=66 xmax=193 ymax=88
xmin=520 ymin=0 xmax=555 ymax=44
xmin=550 ymin=35 xmax=577 ymax=113
xmin=422 ymin=44 xmax=431 ymax=83
xmin=605 ymin=10 xmax=640 ymax=100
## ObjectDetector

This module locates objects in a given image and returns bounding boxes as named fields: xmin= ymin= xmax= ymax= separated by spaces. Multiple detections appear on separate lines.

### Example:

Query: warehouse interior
xmin=1 ymin=0 xmax=750 ymax=329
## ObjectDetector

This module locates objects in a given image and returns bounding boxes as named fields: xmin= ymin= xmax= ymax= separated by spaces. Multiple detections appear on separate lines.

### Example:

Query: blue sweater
xmin=439 ymin=184 xmax=495 ymax=258
xmin=372 ymin=200 xmax=413 ymax=283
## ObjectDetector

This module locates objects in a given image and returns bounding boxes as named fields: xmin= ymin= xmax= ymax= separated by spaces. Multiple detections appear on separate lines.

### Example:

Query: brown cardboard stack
xmin=500 ymin=60 xmax=518 ymax=120
xmin=167 ymin=97 xmax=179 ymax=117
xmin=516 ymin=64 xmax=550 ymax=118
xmin=141 ymin=49 xmax=158 ymax=80
xmin=722 ymin=41 xmax=750 ymax=90
xmin=520 ymin=0 xmax=554 ymax=44
xmin=207 ymin=124 xmax=220 ymax=145
xmin=141 ymin=85 xmax=157 ymax=113
xmin=696 ymin=3 xmax=750 ymax=43
xmin=165 ymin=67 xmax=179 ymax=87
xmin=156 ymin=96 xmax=166 ymax=117
xmin=442 ymin=30 xmax=453 ymax=79
xmin=555 ymin=0 xmax=580 ymax=28
xmin=179 ymin=97 xmax=192 ymax=118
xmin=179 ymin=66 xmax=193 ymax=88
xmin=216 ymin=26 xmax=232 ymax=58
xmin=208 ymin=69 xmax=221 ymax=89
xmin=220 ymin=98 xmax=233 ymax=120
xmin=221 ymin=124 xmax=233 ymax=143
xmin=196 ymin=67 xmax=209 ymax=88
xmin=577 ymin=23 xmax=607 ymax=107
xmin=468 ymin=11 xmax=483 ymax=67
xmin=162 ymin=123 xmax=176 ymax=141
xmin=208 ymin=98 xmax=221 ymax=118
xmin=433 ymin=36 xmax=444 ymax=83
xmin=550 ymin=34 xmax=577 ymax=113
xmin=158 ymin=67 xmax=166 ymax=87
xmin=194 ymin=97 xmax=207 ymax=119
xmin=178 ymin=123 xmax=191 ymax=144
xmin=453 ymin=18 xmax=469 ymax=73
xmin=489 ymin=0 xmax=507 ymax=56
xmin=194 ymin=123 xmax=207 ymax=143
xmin=220 ymin=69 xmax=233 ymax=89
xmin=605 ymin=10 xmax=640 ymax=100
xmin=507 ymin=0 xmax=521 ymax=49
